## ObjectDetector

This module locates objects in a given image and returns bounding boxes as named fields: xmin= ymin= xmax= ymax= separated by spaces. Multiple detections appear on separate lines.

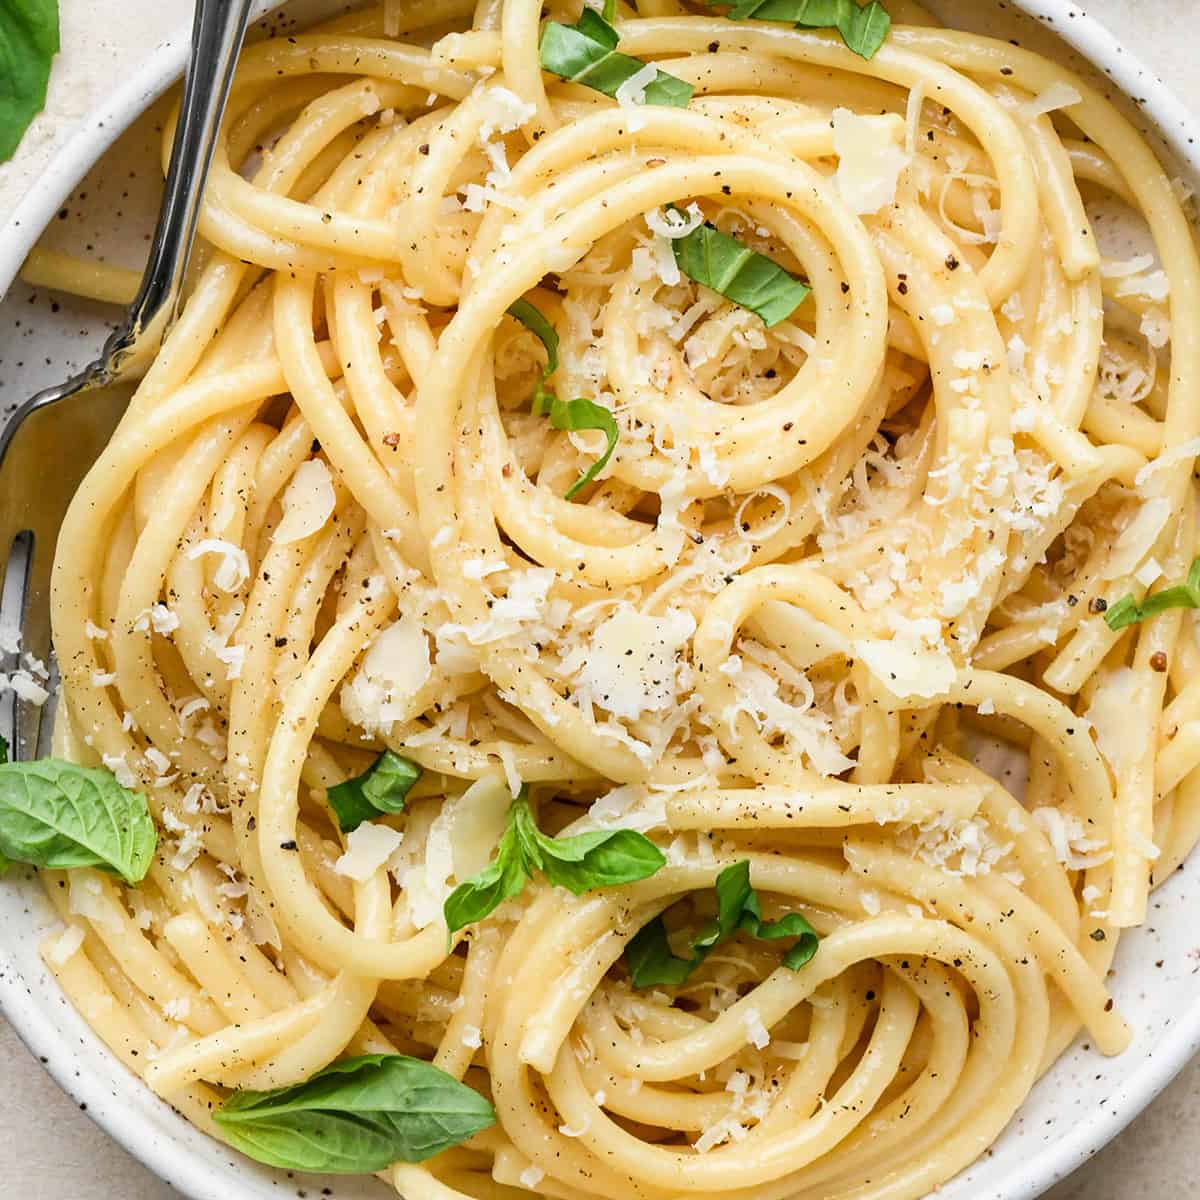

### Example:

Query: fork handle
xmin=104 ymin=0 xmax=253 ymax=366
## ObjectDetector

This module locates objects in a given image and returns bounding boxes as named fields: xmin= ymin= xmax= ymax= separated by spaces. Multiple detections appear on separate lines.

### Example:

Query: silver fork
xmin=0 ymin=0 xmax=253 ymax=761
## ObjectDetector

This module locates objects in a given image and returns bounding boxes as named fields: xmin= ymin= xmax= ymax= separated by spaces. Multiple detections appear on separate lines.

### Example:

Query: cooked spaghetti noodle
xmin=29 ymin=0 xmax=1200 ymax=1195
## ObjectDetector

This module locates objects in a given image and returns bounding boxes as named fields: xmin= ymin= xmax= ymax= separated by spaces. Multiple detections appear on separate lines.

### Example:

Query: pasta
xmin=25 ymin=0 xmax=1200 ymax=1196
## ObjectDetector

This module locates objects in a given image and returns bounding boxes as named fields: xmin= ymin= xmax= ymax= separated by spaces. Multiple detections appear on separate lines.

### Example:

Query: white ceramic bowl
xmin=1 ymin=4 xmax=1198 ymax=1198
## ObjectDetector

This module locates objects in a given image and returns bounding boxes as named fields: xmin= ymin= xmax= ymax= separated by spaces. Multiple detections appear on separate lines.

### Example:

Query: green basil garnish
xmin=0 ymin=0 xmax=60 ymax=162
xmin=539 ymin=0 xmax=694 ymax=109
xmin=542 ymin=397 xmax=620 ymax=500
xmin=507 ymin=300 xmax=620 ymax=499
xmin=0 ymin=759 xmax=156 ymax=883
xmin=625 ymin=860 xmax=819 ymax=988
xmin=717 ymin=0 xmax=891 ymax=60
xmin=670 ymin=211 xmax=811 ymax=327
xmin=443 ymin=786 xmax=666 ymax=935
xmin=326 ymin=750 xmax=422 ymax=834
xmin=214 ymin=1053 xmax=495 ymax=1173
xmin=1105 ymin=556 xmax=1200 ymax=632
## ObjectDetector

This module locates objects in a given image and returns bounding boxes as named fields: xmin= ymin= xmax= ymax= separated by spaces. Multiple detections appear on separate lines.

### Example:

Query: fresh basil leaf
xmin=1105 ymin=556 xmax=1200 ymax=631
xmin=0 ymin=0 xmax=60 ymax=162
xmin=444 ymin=789 xmax=666 ymax=934
xmin=722 ymin=0 xmax=891 ymax=60
xmin=693 ymin=858 xmax=754 ymax=950
xmin=546 ymin=397 xmax=619 ymax=499
xmin=327 ymin=750 xmax=421 ymax=834
xmin=625 ymin=914 xmax=699 ymax=987
xmin=508 ymin=298 xmax=560 ymax=376
xmin=505 ymin=301 xmax=622 ymax=500
xmin=443 ymin=818 xmax=530 ymax=936
xmin=671 ymin=214 xmax=811 ymax=328
xmin=535 ymin=827 xmax=666 ymax=895
xmin=0 ymin=760 xmax=156 ymax=883
xmin=625 ymin=860 xmax=819 ymax=987
xmin=539 ymin=6 xmax=694 ymax=109
xmin=215 ymin=1053 xmax=495 ymax=1172
xmin=507 ymin=298 xmax=560 ymax=415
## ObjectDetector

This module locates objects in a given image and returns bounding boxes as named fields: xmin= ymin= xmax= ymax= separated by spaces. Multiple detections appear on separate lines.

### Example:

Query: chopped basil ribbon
xmin=0 ymin=759 xmax=156 ymax=884
xmin=443 ymin=786 xmax=666 ymax=935
xmin=0 ymin=0 xmax=60 ymax=162
xmin=625 ymin=860 xmax=819 ymax=988
xmin=539 ymin=1 xmax=694 ymax=109
xmin=718 ymin=0 xmax=891 ymax=60
xmin=507 ymin=300 xmax=620 ymax=499
xmin=506 ymin=297 xmax=559 ymax=413
xmin=1105 ymin=556 xmax=1200 ymax=632
xmin=670 ymin=211 xmax=812 ymax=327
xmin=214 ymin=1053 xmax=495 ymax=1173
xmin=543 ymin=397 xmax=620 ymax=500
xmin=326 ymin=750 xmax=422 ymax=834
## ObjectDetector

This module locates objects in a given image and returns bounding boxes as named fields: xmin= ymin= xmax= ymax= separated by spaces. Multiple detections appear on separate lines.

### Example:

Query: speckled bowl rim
xmin=1 ymin=4 xmax=1199 ymax=1199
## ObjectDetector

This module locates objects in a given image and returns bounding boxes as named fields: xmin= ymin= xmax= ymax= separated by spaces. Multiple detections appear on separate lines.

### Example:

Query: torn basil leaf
xmin=1105 ymin=556 xmax=1200 ymax=632
xmin=327 ymin=750 xmax=422 ymax=834
xmin=670 ymin=213 xmax=811 ymax=327
xmin=721 ymin=0 xmax=891 ymax=60
xmin=545 ymin=396 xmax=619 ymax=499
xmin=214 ymin=1053 xmax=495 ymax=1172
xmin=539 ymin=3 xmax=694 ymax=109
xmin=507 ymin=298 xmax=560 ymax=414
xmin=506 ymin=300 xmax=620 ymax=499
xmin=443 ymin=787 xmax=665 ymax=935
xmin=625 ymin=860 xmax=819 ymax=988
xmin=0 ymin=759 xmax=156 ymax=883
xmin=0 ymin=0 xmax=60 ymax=162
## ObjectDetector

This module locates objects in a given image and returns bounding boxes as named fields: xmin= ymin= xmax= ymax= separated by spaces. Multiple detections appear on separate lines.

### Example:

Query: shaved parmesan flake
xmin=186 ymin=539 xmax=250 ymax=592
xmin=1101 ymin=253 xmax=1155 ymax=279
xmin=85 ymin=621 xmax=108 ymax=640
xmin=1103 ymin=498 xmax=1171 ymax=579
xmin=45 ymin=923 xmax=85 ymax=966
xmin=342 ymin=616 xmax=432 ymax=734
xmin=335 ymin=821 xmax=405 ymax=882
xmin=449 ymin=776 xmax=512 ymax=880
xmin=615 ymin=61 xmax=658 ymax=130
xmin=461 ymin=1024 xmax=483 ymax=1049
xmin=68 ymin=873 xmax=121 ymax=931
xmin=832 ymin=108 xmax=910 ymax=215
xmin=854 ymin=634 xmax=955 ymax=700
xmin=1134 ymin=437 xmax=1200 ymax=490
xmin=1023 ymin=82 xmax=1083 ymax=118
xmin=576 ymin=605 xmax=695 ymax=721
xmin=274 ymin=460 xmax=336 ymax=544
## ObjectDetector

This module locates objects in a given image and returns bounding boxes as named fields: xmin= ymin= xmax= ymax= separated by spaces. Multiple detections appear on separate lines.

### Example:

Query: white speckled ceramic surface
xmin=2 ymin=2 xmax=1200 ymax=1198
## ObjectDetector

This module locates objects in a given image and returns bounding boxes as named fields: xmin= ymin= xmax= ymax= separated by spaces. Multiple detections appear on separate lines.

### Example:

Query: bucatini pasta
xmin=15 ymin=0 xmax=1200 ymax=1195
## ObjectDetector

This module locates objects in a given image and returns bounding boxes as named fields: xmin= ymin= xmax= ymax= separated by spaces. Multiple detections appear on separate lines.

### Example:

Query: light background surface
xmin=0 ymin=0 xmax=1196 ymax=1196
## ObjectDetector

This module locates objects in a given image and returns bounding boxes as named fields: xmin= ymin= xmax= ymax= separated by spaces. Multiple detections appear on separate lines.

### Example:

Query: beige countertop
xmin=0 ymin=1 xmax=1197 ymax=1197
